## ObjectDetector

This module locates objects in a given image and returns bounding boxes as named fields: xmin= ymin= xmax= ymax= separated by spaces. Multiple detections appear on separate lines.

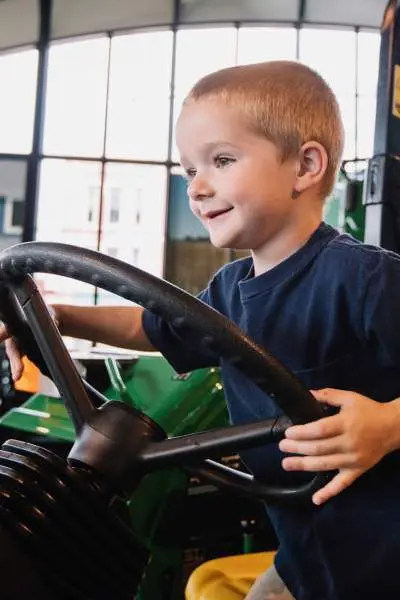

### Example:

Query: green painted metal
xmin=342 ymin=178 xmax=366 ymax=242
xmin=0 ymin=354 xmax=227 ymax=440
xmin=324 ymin=165 xmax=366 ymax=242
xmin=0 ymin=392 xmax=76 ymax=441
xmin=129 ymin=467 xmax=190 ymax=598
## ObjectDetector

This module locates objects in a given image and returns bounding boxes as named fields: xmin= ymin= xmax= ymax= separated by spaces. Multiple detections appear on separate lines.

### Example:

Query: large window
xmin=0 ymin=24 xmax=382 ymax=310
xmin=34 ymin=30 xmax=172 ymax=314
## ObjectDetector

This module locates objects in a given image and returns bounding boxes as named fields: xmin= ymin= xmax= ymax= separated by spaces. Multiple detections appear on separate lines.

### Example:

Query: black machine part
xmin=0 ymin=242 xmax=329 ymax=502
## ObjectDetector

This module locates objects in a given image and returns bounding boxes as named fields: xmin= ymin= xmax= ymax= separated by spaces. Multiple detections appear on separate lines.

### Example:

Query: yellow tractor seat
xmin=185 ymin=551 xmax=276 ymax=600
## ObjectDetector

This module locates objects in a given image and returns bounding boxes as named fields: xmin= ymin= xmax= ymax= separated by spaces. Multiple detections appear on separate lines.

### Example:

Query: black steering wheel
xmin=0 ymin=241 xmax=329 ymax=503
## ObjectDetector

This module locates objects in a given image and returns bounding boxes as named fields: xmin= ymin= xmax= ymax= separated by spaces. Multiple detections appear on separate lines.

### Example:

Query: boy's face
xmin=176 ymin=98 xmax=300 ymax=253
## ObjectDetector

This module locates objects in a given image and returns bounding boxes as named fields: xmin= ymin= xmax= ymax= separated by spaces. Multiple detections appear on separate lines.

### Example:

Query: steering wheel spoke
xmin=0 ymin=275 xmax=94 ymax=432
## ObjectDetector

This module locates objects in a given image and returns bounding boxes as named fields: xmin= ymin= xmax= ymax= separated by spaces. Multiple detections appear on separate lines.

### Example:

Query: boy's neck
xmin=251 ymin=215 xmax=323 ymax=277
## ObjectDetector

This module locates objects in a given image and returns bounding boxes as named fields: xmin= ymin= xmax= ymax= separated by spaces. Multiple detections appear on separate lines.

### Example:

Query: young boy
xmin=4 ymin=61 xmax=400 ymax=599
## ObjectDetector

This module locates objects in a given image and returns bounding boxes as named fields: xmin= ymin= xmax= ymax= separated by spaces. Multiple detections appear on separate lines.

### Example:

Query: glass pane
xmin=299 ymin=28 xmax=357 ymax=160
xmin=357 ymin=95 xmax=377 ymax=158
xmin=35 ymin=159 xmax=103 ymax=334
xmin=96 ymin=162 xmax=167 ymax=306
xmin=338 ymin=93 xmax=356 ymax=160
xmin=237 ymin=26 xmax=297 ymax=65
xmin=0 ymin=49 xmax=38 ymax=153
xmin=165 ymin=168 xmax=230 ymax=294
xmin=357 ymin=31 xmax=381 ymax=96
xmin=36 ymin=159 xmax=102 ymax=248
xmin=172 ymin=27 xmax=237 ymax=160
xmin=43 ymin=37 xmax=109 ymax=157
xmin=106 ymin=30 xmax=173 ymax=161
xmin=299 ymin=28 xmax=357 ymax=99
xmin=0 ymin=160 xmax=27 ymax=249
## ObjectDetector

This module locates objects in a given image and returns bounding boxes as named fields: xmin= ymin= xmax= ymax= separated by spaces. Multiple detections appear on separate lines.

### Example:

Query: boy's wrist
xmin=384 ymin=398 xmax=400 ymax=453
xmin=49 ymin=304 xmax=62 ymax=333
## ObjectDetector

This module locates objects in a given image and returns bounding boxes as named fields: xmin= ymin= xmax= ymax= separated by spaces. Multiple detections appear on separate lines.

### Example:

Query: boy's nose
xmin=188 ymin=174 xmax=214 ymax=201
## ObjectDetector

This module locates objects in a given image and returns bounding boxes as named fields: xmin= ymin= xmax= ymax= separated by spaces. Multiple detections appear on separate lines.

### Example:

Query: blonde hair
xmin=184 ymin=61 xmax=344 ymax=197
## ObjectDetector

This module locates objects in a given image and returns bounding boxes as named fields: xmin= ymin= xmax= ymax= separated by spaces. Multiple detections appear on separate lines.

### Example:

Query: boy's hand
xmin=0 ymin=322 xmax=25 ymax=382
xmin=279 ymin=388 xmax=399 ymax=506
xmin=0 ymin=305 xmax=60 ymax=382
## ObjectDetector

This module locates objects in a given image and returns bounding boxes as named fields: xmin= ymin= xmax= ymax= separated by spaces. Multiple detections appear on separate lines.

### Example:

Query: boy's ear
xmin=292 ymin=141 xmax=328 ymax=195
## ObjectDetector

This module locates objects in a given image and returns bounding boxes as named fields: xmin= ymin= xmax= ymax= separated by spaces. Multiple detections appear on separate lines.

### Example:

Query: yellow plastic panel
xmin=185 ymin=552 xmax=275 ymax=600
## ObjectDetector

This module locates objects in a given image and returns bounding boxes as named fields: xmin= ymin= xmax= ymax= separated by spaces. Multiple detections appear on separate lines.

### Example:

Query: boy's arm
xmin=54 ymin=304 xmax=155 ymax=352
xmin=0 ymin=304 xmax=156 ymax=381
xmin=279 ymin=388 xmax=400 ymax=506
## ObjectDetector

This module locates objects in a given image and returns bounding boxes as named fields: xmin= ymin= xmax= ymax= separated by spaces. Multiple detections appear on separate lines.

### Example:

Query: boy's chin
xmin=211 ymin=241 xmax=233 ymax=250
xmin=209 ymin=232 xmax=244 ymax=250
xmin=211 ymin=240 xmax=247 ymax=252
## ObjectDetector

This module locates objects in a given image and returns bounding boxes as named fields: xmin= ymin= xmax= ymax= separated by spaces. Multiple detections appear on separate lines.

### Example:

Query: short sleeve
xmin=142 ymin=285 xmax=219 ymax=374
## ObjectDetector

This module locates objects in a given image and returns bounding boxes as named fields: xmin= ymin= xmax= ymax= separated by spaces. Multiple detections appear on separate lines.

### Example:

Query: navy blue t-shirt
xmin=142 ymin=222 xmax=400 ymax=599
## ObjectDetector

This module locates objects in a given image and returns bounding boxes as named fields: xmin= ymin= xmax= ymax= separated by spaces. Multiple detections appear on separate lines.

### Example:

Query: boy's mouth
xmin=203 ymin=208 xmax=233 ymax=220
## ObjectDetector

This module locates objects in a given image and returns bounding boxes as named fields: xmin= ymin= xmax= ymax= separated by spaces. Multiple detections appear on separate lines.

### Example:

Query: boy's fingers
xmin=284 ymin=414 xmax=342 ymax=440
xmin=312 ymin=470 xmax=359 ymax=505
xmin=311 ymin=388 xmax=355 ymax=407
xmin=0 ymin=323 xmax=9 ymax=343
xmin=285 ymin=389 xmax=358 ymax=441
xmin=5 ymin=338 xmax=24 ymax=381
xmin=279 ymin=436 xmax=343 ymax=456
xmin=282 ymin=453 xmax=352 ymax=472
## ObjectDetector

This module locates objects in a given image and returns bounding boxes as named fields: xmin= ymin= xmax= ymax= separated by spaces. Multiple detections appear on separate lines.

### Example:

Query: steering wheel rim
xmin=0 ymin=241 xmax=328 ymax=501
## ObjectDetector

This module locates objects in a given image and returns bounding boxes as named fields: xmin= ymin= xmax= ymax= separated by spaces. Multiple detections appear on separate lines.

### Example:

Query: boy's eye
xmin=184 ymin=168 xmax=196 ymax=180
xmin=214 ymin=156 xmax=234 ymax=168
